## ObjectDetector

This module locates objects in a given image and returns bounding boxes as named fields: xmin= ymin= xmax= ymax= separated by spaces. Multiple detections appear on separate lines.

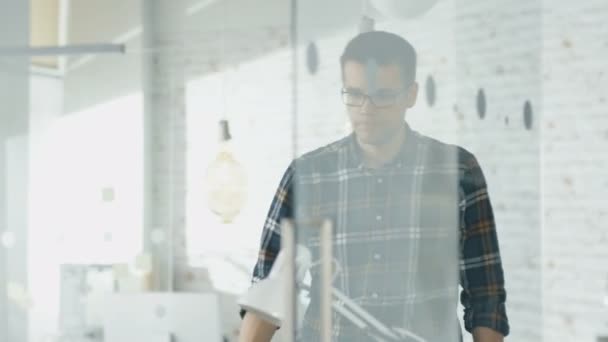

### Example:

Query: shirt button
xmin=373 ymin=253 xmax=382 ymax=261
xmin=376 ymin=215 xmax=382 ymax=221
xmin=371 ymin=292 xmax=378 ymax=299
xmin=377 ymin=178 xmax=383 ymax=184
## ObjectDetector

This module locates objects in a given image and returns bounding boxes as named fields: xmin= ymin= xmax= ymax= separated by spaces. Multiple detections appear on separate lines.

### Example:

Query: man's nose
xmin=360 ymin=96 xmax=375 ymax=114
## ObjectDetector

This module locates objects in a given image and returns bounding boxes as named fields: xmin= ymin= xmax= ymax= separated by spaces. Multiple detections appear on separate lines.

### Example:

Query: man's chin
xmin=355 ymin=131 xmax=389 ymax=146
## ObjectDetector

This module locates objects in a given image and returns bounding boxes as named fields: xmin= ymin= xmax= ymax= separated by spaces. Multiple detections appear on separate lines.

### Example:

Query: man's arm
xmin=238 ymin=163 xmax=295 ymax=341
xmin=459 ymin=151 xmax=509 ymax=340
xmin=473 ymin=327 xmax=504 ymax=342
xmin=239 ymin=312 xmax=278 ymax=342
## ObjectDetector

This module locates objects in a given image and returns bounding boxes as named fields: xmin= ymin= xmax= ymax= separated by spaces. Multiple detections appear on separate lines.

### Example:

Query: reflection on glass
xmin=1 ymin=231 xmax=16 ymax=249
xmin=7 ymin=282 xmax=32 ymax=310
xmin=5 ymin=0 xmax=607 ymax=341
xmin=242 ymin=30 xmax=508 ymax=342
xmin=149 ymin=228 xmax=166 ymax=245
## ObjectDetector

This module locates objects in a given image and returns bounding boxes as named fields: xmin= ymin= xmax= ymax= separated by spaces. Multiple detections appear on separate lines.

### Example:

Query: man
xmin=239 ymin=31 xmax=509 ymax=342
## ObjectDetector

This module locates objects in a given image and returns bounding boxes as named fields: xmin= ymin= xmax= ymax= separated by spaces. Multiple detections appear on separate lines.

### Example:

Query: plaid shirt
xmin=243 ymin=124 xmax=509 ymax=341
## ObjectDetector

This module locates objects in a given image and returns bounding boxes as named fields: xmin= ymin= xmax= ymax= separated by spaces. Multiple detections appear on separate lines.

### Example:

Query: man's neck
xmin=357 ymin=124 xmax=406 ymax=169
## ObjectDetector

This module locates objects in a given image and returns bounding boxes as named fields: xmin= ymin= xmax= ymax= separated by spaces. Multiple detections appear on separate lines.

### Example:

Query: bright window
xmin=30 ymin=93 xmax=143 ymax=264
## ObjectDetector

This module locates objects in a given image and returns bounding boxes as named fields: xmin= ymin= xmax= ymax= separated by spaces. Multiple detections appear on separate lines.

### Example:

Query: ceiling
xmin=29 ymin=0 xmax=360 ymax=73
xmin=29 ymin=0 xmax=215 ymax=71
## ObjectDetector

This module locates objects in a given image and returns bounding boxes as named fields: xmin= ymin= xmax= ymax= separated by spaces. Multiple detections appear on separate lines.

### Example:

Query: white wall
xmin=27 ymin=74 xmax=144 ymax=341
xmin=541 ymin=0 xmax=608 ymax=340
xmin=27 ymin=75 xmax=64 ymax=342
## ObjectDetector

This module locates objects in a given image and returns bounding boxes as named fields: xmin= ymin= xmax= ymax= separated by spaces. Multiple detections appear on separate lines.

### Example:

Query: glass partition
xmin=2 ymin=1 xmax=608 ymax=342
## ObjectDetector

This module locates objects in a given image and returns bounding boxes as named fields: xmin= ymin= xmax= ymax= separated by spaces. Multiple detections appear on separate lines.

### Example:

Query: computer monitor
xmin=103 ymin=293 xmax=222 ymax=342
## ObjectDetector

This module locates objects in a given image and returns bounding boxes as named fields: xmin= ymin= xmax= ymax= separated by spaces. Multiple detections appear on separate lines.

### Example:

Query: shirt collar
xmin=346 ymin=122 xmax=418 ymax=170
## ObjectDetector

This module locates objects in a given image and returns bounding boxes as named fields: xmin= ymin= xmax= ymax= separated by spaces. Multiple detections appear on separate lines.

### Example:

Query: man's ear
xmin=405 ymin=82 xmax=419 ymax=108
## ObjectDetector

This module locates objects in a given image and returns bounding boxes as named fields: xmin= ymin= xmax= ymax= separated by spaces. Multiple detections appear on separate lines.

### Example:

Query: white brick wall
xmin=386 ymin=1 xmax=544 ymax=340
xmin=542 ymin=0 xmax=608 ymax=340
xmin=178 ymin=1 xmax=607 ymax=340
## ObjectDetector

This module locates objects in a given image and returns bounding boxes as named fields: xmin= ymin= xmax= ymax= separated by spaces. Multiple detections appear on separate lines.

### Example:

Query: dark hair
xmin=340 ymin=31 xmax=417 ymax=86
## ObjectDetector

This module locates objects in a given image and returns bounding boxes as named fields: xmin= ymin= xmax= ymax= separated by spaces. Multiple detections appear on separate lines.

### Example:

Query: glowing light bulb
xmin=206 ymin=120 xmax=247 ymax=223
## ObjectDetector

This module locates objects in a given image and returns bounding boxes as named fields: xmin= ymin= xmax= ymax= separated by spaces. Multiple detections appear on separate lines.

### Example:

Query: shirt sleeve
xmin=240 ymin=162 xmax=295 ymax=320
xmin=459 ymin=153 xmax=510 ymax=336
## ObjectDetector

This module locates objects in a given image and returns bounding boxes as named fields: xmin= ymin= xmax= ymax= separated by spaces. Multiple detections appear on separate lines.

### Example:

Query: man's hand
xmin=473 ymin=327 xmax=504 ymax=342
xmin=238 ymin=312 xmax=278 ymax=342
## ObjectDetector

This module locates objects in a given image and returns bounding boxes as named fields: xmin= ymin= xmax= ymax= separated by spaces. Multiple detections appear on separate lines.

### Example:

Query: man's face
xmin=342 ymin=60 xmax=418 ymax=145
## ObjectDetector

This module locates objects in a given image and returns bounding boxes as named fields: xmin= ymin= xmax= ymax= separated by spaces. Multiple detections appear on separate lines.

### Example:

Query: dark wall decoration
xmin=477 ymin=88 xmax=487 ymax=119
xmin=306 ymin=42 xmax=319 ymax=75
xmin=425 ymin=75 xmax=436 ymax=107
xmin=524 ymin=100 xmax=533 ymax=130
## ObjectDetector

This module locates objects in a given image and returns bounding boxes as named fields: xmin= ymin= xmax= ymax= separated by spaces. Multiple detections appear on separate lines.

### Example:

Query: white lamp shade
xmin=369 ymin=0 xmax=441 ymax=19
xmin=238 ymin=246 xmax=312 ymax=327
xmin=238 ymin=244 xmax=430 ymax=341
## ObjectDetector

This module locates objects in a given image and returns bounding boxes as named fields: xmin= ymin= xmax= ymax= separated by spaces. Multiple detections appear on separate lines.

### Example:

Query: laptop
xmin=103 ymin=293 xmax=222 ymax=342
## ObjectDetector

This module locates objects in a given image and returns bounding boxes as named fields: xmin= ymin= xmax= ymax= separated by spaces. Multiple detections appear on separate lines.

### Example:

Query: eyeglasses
xmin=341 ymin=88 xmax=408 ymax=108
